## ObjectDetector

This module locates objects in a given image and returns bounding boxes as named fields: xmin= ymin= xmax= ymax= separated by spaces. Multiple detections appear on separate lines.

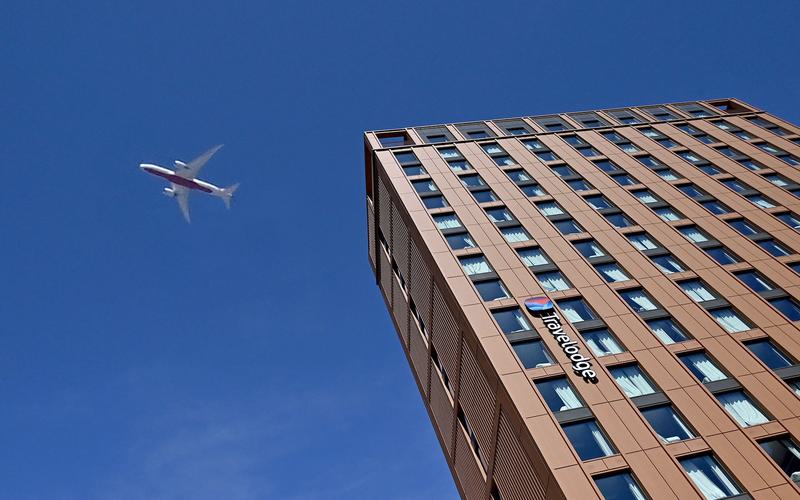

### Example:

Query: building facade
xmin=364 ymin=99 xmax=800 ymax=499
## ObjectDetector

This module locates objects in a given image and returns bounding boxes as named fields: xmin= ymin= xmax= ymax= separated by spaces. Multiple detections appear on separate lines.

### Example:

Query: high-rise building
xmin=364 ymin=99 xmax=800 ymax=499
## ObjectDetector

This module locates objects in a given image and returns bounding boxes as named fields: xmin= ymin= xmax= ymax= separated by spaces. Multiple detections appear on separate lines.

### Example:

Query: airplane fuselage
xmin=139 ymin=164 xmax=221 ymax=194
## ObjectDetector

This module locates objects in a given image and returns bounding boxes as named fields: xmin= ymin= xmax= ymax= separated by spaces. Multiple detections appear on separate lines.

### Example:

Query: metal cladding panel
xmin=431 ymin=283 xmax=461 ymax=383
xmin=493 ymin=411 xmax=547 ymax=500
xmin=379 ymin=250 xmax=392 ymax=311
xmin=454 ymin=426 xmax=486 ymax=500
xmin=409 ymin=324 xmax=430 ymax=397
xmin=429 ymin=373 xmax=455 ymax=456
xmin=377 ymin=176 xmax=391 ymax=243
xmin=392 ymin=204 xmax=410 ymax=277
xmin=391 ymin=277 xmax=409 ymax=348
xmin=408 ymin=238 xmax=432 ymax=322
xmin=366 ymin=198 xmax=376 ymax=268
xmin=458 ymin=342 xmax=496 ymax=455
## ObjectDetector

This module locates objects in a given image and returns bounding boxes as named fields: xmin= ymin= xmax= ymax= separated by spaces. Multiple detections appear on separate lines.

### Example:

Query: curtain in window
xmin=510 ymin=310 xmax=529 ymax=332
xmin=434 ymin=215 xmax=461 ymax=230
xmin=600 ymin=266 xmax=628 ymax=282
xmin=584 ymin=242 xmax=604 ymax=257
xmin=539 ymin=203 xmax=563 ymax=216
xmin=502 ymin=228 xmax=530 ymax=243
xmin=584 ymin=331 xmax=623 ymax=356
xmin=682 ymin=228 xmax=707 ymax=242
xmin=622 ymin=475 xmax=647 ymax=500
xmin=612 ymin=366 xmax=654 ymax=397
xmin=713 ymin=310 xmax=749 ymax=333
xmin=461 ymin=258 xmax=490 ymax=275
xmin=716 ymin=391 xmax=768 ymax=427
xmin=683 ymin=456 xmax=739 ymax=500
xmin=625 ymin=291 xmax=656 ymax=311
xmin=665 ymin=411 xmax=694 ymax=442
xmin=560 ymin=305 xmax=582 ymax=324
xmin=552 ymin=380 xmax=582 ymax=411
xmin=631 ymin=237 xmax=655 ymax=250
xmin=637 ymin=193 xmax=657 ymax=203
xmin=539 ymin=274 xmax=569 ymax=292
xmin=682 ymin=282 xmax=714 ymax=302
xmin=684 ymin=354 xmax=726 ymax=383
xmin=650 ymin=323 xmax=679 ymax=345
xmin=589 ymin=422 xmax=614 ymax=456
xmin=520 ymin=250 xmax=547 ymax=267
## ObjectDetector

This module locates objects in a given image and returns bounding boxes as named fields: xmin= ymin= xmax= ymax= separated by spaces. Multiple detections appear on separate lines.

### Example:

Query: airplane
xmin=139 ymin=145 xmax=239 ymax=223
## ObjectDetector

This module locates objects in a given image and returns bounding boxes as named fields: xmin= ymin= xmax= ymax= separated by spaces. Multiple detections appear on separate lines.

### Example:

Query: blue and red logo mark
xmin=525 ymin=296 xmax=554 ymax=313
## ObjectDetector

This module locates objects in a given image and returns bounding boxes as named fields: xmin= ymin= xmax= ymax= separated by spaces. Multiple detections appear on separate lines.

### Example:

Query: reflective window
xmin=518 ymin=247 xmax=549 ymax=267
xmin=433 ymin=213 xmax=462 ymax=230
xmin=512 ymin=339 xmax=554 ymax=369
xmin=581 ymin=328 xmax=625 ymax=357
xmin=562 ymin=419 xmax=616 ymax=461
xmin=412 ymin=179 xmax=438 ymax=193
xmin=595 ymin=263 xmax=630 ymax=283
xmin=746 ymin=339 xmax=794 ymax=369
xmin=492 ymin=308 xmax=531 ymax=334
xmin=506 ymin=169 xmax=530 ymax=183
xmin=594 ymin=159 xmax=619 ymax=172
xmin=619 ymin=289 xmax=659 ymax=312
xmin=475 ymin=279 xmax=510 ymax=302
xmin=647 ymin=317 xmax=690 ymax=344
xmin=700 ymin=200 xmax=731 ymax=215
xmin=535 ymin=377 xmax=583 ymax=412
xmin=500 ymin=225 xmax=531 ymax=243
xmin=472 ymin=190 xmax=499 ymax=203
xmin=521 ymin=184 xmax=546 ymax=197
xmin=554 ymin=219 xmax=584 ymax=235
xmin=536 ymin=271 xmax=572 ymax=292
xmin=760 ymin=437 xmax=800 ymax=478
xmin=735 ymin=270 xmax=774 ymax=293
xmin=758 ymin=239 xmax=793 ymax=257
xmin=776 ymin=212 xmax=800 ymax=230
xmin=402 ymin=165 xmax=426 ymax=176
xmin=770 ymin=297 xmax=800 ymax=321
xmin=679 ymin=454 xmax=742 ymax=500
xmin=585 ymin=195 xmax=612 ymax=210
xmin=459 ymin=174 xmax=486 ymax=187
xmin=716 ymin=390 xmax=769 ymax=427
xmin=728 ymin=218 xmax=760 ymax=236
xmin=446 ymin=232 xmax=476 ymax=250
xmin=678 ymin=226 xmax=710 ymax=243
xmin=705 ymin=246 xmax=740 ymax=265
xmin=595 ymin=472 xmax=647 ymax=500
xmin=567 ymin=178 xmax=593 ymax=191
xmin=655 ymin=207 xmax=683 ymax=221
xmin=610 ymin=365 xmax=655 ymax=397
xmin=612 ymin=173 xmax=638 ymax=186
xmin=680 ymin=352 xmax=728 ymax=383
xmin=628 ymin=233 xmax=658 ymax=251
xmin=680 ymin=280 xmax=718 ymax=303
xmin=651 ymin=254 xmax=685 ymax=274
xmin=574 ymin=240 xmax=606 ymax=258
xmin=642 ymin=405 xmax=695 ymax=443
xmin=606 ymin=213 xmax=634 ymax=228
xmin=422 ymin=195 xmax=448 ymax=209
xmin=557 ymin=298 xmax=597 ymax=324
xmin=486 ymin=207 xmax=513 ymax=223
xmin=460 ymin=255 xmax=492 ymax=276
xmin=711 ymin=308 xmax=751 ymax=333
xmin=537 ymin=201 xmax=565 ymax=216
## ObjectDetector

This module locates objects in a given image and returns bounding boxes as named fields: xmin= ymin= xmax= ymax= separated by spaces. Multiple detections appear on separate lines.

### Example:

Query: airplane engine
xmin=163 ymin=187 xmax=176 ymax=197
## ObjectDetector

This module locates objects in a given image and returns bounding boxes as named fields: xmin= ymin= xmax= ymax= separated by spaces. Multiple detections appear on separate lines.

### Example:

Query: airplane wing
xmin=172 ymin=184 xmax=192 ymax=223
xmin=175 ymin=144 xmax=223 ymax=179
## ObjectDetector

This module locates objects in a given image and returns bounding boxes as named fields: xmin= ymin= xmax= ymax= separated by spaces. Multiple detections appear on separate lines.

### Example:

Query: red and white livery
xmin=140 ymin=145 xmax=239 ymax=223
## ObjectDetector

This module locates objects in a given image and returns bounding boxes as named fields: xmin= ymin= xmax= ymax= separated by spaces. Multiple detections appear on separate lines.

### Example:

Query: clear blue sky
xmin=2 ymin=1 xmax=799 ymax=499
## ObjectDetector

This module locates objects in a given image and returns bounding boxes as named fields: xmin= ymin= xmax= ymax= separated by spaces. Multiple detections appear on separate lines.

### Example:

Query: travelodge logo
xmin=525 ymin=296 xmax=598 ymax=384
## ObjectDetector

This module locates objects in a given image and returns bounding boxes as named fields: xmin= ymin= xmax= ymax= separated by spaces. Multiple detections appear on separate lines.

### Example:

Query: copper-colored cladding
xmin=364 ymin=99 xmax=800 ymax=499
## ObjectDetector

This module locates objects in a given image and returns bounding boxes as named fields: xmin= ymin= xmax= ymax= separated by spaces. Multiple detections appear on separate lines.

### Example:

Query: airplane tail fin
xmin=220 ymin=182 xmax=240 ymax=210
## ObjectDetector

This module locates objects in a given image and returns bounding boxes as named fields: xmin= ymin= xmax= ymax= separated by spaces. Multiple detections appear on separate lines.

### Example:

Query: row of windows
xmin=377 ymin=103 xmax=800 ymax=148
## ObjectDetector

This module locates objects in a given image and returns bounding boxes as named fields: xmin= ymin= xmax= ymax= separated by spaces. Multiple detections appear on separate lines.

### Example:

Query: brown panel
xmin=459 ymin=341 xmax=497 ymax=455
xmin=392 ymin=203 xmax=410 ymax=277
xmin=431 ymin=283 xmax=461 ymax=382
xmin=492 ymin=410 xmax=547 ymax=500
xmin=367 ymin=198 xmax=376 ymax=268
xmin=379 ymin=250 xmax=392 ymax=312
xmin=409 ymin=324 xmax=431 ymax=397
xmin=408 ymin=237 xmax=432 ymax=323
xmin=430 ymin=371 xmax=456 ymax=456
xmin=377 ymin=175 xmax=391 ymax=243
xmin=454 ymin=426 xmax=487 ymax=500
xmin=391 ymin=276 xmax=409 ymax=348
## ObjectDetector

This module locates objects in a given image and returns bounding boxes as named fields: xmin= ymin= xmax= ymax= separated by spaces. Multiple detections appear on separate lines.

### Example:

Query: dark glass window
xmin=760 ymin=437 xmax=800 ymax=478
xmin=475 ymin=279 xmax=510 ymax=301
xmin=679 ymin=455 xmax=742 ymax=499
xmin=472 ymin=190 xmax=499 ymax=203
xmin=641 ymin=405 xmax=695 ymax=443
xmin=422 ymin=195 xmax=448 ymax=209
xmin=758 ymin=239 xmax=793 ymax=257
xmin=594 ymin=159 xmax=619 ymax=172
xmin=535 ymin=377 xmax=583 ymax=412
xmin=445 ymin=232 xmax=476 ymax=250
xmin=554 ymin=219 xmax=584 ymax=235
xmin=557 ymin=298 xmax=597 ymax=324
xmin=735 ymin=270 xmax=774 ymax=292
xmin=595 ymin=472 xmax=647 ymax=500
xmin=574 ymin=240 xmax=606 ymax=258
xmin=512 ymin=339 xmax=554 ymax=369
xmin=492 ymin=308 xmax=531 ymax=334
xmin=651 ymin=254 xmax=685 ymax=274
xmin=647 ymin=317 xmax=690 ymax=344
xmin=619 ymin=289 xmax=659 ymax=312
xmin=606 ymin=213 xmax=634 ymax=228
xmin=585 ymin=195 xmax=612 ymax=210
xmin=770 ymin=297 xmax=800 ymax=321
xmin=705 ymin=246 xmax=740 ymax=265
xmin=562 ymin=419 xmax=615 ymax=461
xmin=700 ymin=200 xmax=731 ymax=215
xmin=746 ymin=339 xmax=794 ymax=369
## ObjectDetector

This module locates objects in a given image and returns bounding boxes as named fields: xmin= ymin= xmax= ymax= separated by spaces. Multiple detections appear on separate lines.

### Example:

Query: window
xmin=577 ymin=146 xmax=599 ymax=157
xmin=567 ymin=178 xmax=593 ymax=191
xmin=654 ymin=207 xmax=683 ymax=221
xmin=680 ymin=454 xmax=742 ymax=500
xmin=412 ymin=179 xmax=438 ymax=193
xmin=563 ymin=135 xmax=586 ymax=146
xmin=716 ymin=390 xmax=769 ymax=427
xmin=475 ymin=280 xmax=510 ymax=301
xmin=679 ymin=280 xmax=718 ymax=303
xmin=521 ymin=184 xmax=546 ymax=197
xmin=536 ymin=271 xmax=572 ymax=292
xmin=518 ymin=247 xmax=550 ymax=267
xmin=710 ymin=308 xmax=751 ymax=333
xmin=554 ymin=219 xmax=584 ymax=235
xmin=678 ymin=226 xmax=710 ymax=243
xmin=791 ymin=262 xmax=800 ymax=275
xmin=655 ymin=168 xmax=681 ymax=180
xmin=581 ymin=328 xmax=624 ymax=356
xmin=535 ymin=377 xmax=583 ymax=412
xmin=521 ymin=138 xmax=545 ymax=150
xmin=585 ymin=195 xmax=612 ymax=210
xmin=446 ymin=232 xmax=476 ymax=250
xmin=657 ymin=138 xmax=678 ymax=148
xmin=735 ymin=270 xmax=774 ymax=292
xmin=460 ymin=255 xmax=492 ymax=276
xmin=647 ymin=318 xmax=689 ymax=344
xmin=492 ymin=308 xmax=531 ymax=334
xmin=536 ymin=151 xmax=559 ymax=162
xmin=651 ymin=254 xmax=685 ymax=274
xmin=610 ymin=365 xmax=655 ymax=398
xmin=746 ymin=194 xmax=776 ymax=209
xmin=636 ymin=155 xmax=660 ymax=168
xmin=537 ymin=201 xmax=565 ymax=216
xmin=770 ymin=297 xmax=800 ymax=321
xmin=633 ymin=190 xmax=659 ymax=204
xmin=574 ymin=240 xmax=606 ymax=259
xmin=738 ymin=158 xmax=764 ymax=171
xmin=562 ymin=420 xmax=615 ymax=461
xmin=747 ymin=116 xmax=791 ymax=136
xmin=378 ymin=132 xmax=412 ymax=147
xmin=619 ymin=289 xmax=658 ymax=312
xmin=757 ymin=238 xmax=793 ymax=257
xmin=402 ymin=164 xmax=426 ymax=176
xmin=704 ymin=246 xmax=740 ymax=265
xmin=715 ymin=146 xmax=738 ymax=158
xmin=512 ymin=339 xmax=554 ymax=368
xmin=760 ymin=437 xmax=800 ymax=479
xmin=678 ymin=184 xmax=704 ymax=198
xmin=595 ymin=263 xmax=630 ymax=283
xmin=433 ymin=213 xmax=462 ymax=230
xmin=628 ymin=233 xmax=658 ymax=251
xmin=680 ymin=352 xmax=727 ymax=383
xmin=431 ymin=347 xmax=451 ymax=394
xmin=614 ymin=172 xmax=638 ymax=184
xmin=557 ymin=298 xmax=597 ymax=324
xmin=505 ymin=169 xmax=530 ymax=183
xmin=700 ymin=200 xmax=731 ymax=215
xmin=776 ymin=212 xmax=800 ymax=230
xmin=641 ymin=106 xmax=678 ymax=120
xmin=746 ymin=339 xmax=794 ymax=369
xmin=457 ymin=409 xmax=486 ymax=470
xmin=551 ymin=165 xmax=575 ymax=177
xmin=594 ymin=159 xmax=619 ymax=172
xmin=642 ymin=405 xmax=695 ymax=443
xmin=486 ymin=207 xmax=514 ymax=223
xmin=459 ymin=173 xmax=487 ymax=188
xmin=472 ymin=190 xmax=499 ymax=203
xmin=422 ymin=195 xmax=448 ymax=209
xmin=727 ymin=218 xmax=760 ymax=236
xmin=606 ymin=213 xmax=634 ymax=228
xmin=500 ymin=225 xmax=531 ymax=243
xmin=595 ymin=472 xmax=647 ymax=500
xmin=481 ymin=142 xmax=517 ymax=166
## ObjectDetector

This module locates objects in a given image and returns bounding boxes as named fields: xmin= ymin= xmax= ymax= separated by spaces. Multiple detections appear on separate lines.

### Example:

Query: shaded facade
xmin=364 ymin=99 xmax=800 ymax=499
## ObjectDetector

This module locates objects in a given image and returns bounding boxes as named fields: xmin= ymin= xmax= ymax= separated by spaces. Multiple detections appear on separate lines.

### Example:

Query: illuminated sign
xmin=524 ymin=297 xmax=598 ymax=383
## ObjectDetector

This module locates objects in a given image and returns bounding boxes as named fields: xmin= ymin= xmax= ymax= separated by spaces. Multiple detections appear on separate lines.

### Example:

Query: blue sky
xmin=2 ymin=1 xmax=799 ymax=499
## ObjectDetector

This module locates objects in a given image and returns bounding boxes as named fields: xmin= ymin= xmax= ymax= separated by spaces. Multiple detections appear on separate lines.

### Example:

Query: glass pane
xmin=647 ymin=318 xmax=689 ymax=344
xmin=446 ymin=232 xmax=476 ymax=250
xmin=711 ymin=308 xmax=751 ymax=333
xmin=651 ymin=255 xmax=685 ymax=274
xmin=641 ymin=405 xmax=695 ymax=443
xmin=680 ymin=352 xmax=727 ymax=383
xmin=501 ymin=226 xmax=531 ymax=243
xmin=595 ymin=263 xmax=630 ymax=283
xmin=760 ymin=438 xmax=800 ymax=478
xmin=595 ymin=472 xmax=647 ymax=500
xmin=536 ymin=271 xmax=571 ymax=292
xmin=492 ymin=309 xmax=531 ymax=334
xmin=512 ymin=339 xmax=554 ymax=369
xmin=716 ymin=390 xmax=769 ymax=427
xmin=680 ymin=455 xmax=741 ymax=499
xmin=433 ymin=213 xmax=462 ymax=230
xmin=554 ymin=219 xmax=583 ymax=235
xmin=562 ymin=420 xmax=615 ymax=461
xmin=535 ymin=378 xmax=583 ymax=412
xmin=475 ymin=280 xmax=510 ymax=301
xmin=581 ymin=328 xmax=624 ymax=356
xmin=422 ymin=195 xmax=448 ymax=209
xmin=610 ymin=365 xmax=655 ymax=397
xmin=746 ymin=340 xmax=793 ymax=369
xmin=518 ymin=247 xmax=549 ymax=267
xmin=736 ymin=271 xmax=773 ymax=292
xmin=770 ymin=297 xmax=800 ymax=321
xmin=557 ymin=298 xmax=596 ymax=323
xmin=620 ymin=289 xmax=658 ymax=312
xmin=460 ymin=256 xmax=491 ymax=275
